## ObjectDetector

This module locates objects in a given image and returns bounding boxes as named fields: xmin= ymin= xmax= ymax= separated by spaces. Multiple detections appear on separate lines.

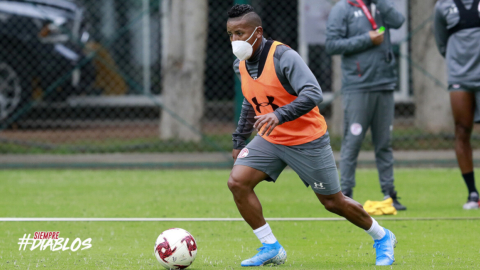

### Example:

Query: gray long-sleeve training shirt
xmin=326 ymin=0 xmax=405 ymax=92
xmin=232 ymin=38 xmax=330 ymax=150
xmin=434 ymin=0 xmax=480 ymax=88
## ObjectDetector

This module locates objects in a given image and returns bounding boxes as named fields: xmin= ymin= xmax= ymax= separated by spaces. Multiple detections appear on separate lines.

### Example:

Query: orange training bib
xmin=239 ymin=41 xmax=327 ymax=146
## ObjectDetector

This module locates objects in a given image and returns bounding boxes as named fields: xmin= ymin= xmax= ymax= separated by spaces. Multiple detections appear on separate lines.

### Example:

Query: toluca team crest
xmin=350 ymin=123 xmax=362 ymax=136
xmin=237 ymin=148 xmax=249 ymax=158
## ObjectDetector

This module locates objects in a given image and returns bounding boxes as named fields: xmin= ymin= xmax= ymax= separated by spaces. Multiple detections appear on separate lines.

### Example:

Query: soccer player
xmin=227 ymin=4 xmax=397 ymax=267
xmin=325 ymin=0 xmax=406 ymax=210
xmin=434 ymin=0 xmax=480 ymax=210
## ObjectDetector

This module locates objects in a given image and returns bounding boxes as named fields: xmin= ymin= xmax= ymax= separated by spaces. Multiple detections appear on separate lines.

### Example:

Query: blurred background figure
xmin=326 ymin=0 xmax=406 ymax=210
xmin=434 ymin=0 xmax=480 ymax=210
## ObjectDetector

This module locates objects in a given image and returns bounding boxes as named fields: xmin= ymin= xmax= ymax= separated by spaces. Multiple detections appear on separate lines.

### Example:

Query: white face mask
xmin=231 ymin=27 xmax=259 ymax=61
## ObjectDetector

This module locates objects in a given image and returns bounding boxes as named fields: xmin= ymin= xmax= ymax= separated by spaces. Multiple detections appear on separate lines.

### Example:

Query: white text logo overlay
xmin=18 ymin=232 xmax=92 ymax=251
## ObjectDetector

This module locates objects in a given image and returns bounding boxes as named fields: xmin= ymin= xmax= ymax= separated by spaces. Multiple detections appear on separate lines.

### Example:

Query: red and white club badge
xmin=350 ymin=123 xmax=362 ymax=136
xmin=237 ymin=148 xmax=249 ymax=159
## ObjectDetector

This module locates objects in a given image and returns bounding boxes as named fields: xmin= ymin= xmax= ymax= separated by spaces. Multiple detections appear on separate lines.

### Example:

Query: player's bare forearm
xmin=254 ymin=113 xmax=279 ymax=136
xmin=232 ymin=149 xmax=241 ymax=163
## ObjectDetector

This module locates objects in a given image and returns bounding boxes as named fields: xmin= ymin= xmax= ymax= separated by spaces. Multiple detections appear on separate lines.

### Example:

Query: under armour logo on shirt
xmin=354 ymin=10 xmax=364 ymax=17
xmin=251 ymin=96 xmax=279 ymax=114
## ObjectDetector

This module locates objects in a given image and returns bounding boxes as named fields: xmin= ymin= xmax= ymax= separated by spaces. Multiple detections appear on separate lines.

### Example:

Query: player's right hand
xmin=232 ymin=149 xmax=241 ymax=164
xmin=369 ymin=30 xmax=384 ymax=46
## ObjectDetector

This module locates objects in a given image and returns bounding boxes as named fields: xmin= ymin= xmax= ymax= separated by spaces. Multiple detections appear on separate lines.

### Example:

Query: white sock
xmin=253 ymin=223 xmax=277 ymax=244
xmin=365 ymin=217 xmax=386 ymax=240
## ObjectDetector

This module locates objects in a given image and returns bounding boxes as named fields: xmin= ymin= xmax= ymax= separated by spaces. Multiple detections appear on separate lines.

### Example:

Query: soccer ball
xmin=154 ymin=228 xmax=197 ymax=270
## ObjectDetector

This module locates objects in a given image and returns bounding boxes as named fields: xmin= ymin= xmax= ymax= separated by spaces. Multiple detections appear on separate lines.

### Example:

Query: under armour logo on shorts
xmin=313 ymin=182 xmax=326 ymax=189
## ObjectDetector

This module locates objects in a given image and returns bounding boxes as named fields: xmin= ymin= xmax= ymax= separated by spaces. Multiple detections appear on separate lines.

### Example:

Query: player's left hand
xmin=254 ymin=113 xmax=279 ymax=136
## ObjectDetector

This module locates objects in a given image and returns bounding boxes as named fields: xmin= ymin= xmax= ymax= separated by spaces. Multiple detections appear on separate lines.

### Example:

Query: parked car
xmin=0 ymin=0 xmax=95 ymax=122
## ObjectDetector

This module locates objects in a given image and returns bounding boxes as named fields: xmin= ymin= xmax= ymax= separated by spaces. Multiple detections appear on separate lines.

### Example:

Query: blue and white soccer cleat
xmin=240 ymin=241 xmax=287 ymax=267
xmin=373 ymin=228 xmax=397 ymax=266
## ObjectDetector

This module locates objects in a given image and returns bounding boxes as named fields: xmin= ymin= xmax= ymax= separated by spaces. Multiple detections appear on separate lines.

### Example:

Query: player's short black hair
xmin=227 ymin=4 xmax=255 ymax=19
xmin=227 ymin=4 xmax=262 ymax=27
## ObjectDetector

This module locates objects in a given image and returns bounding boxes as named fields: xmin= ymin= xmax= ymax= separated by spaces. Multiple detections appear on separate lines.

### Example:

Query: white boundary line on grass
xmin=1 ymin=217 xmax=480 ymax=222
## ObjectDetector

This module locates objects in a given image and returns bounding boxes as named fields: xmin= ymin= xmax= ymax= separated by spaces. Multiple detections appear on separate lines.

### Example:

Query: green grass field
xmin=1 ymin=169 xmax=479 ymax=269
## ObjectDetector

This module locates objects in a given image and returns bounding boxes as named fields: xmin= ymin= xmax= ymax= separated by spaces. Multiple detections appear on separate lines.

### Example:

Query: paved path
xmin=1 ymin=150 xmax=479 ymax=168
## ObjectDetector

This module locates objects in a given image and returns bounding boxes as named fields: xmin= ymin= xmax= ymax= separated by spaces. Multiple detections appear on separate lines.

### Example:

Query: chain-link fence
xmin=0 ymin=0 xmax=478 ymax=164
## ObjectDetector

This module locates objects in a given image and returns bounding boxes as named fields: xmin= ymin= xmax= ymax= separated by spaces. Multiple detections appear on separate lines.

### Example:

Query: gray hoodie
xmin=326 ymin=0 xmax=405 ymax=92
xmin=434 ymin=0 xmax=480 ymax=88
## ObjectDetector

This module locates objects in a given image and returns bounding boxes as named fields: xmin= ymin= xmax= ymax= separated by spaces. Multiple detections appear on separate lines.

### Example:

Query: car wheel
xmin=0 ymin=61 xmax=22 ymax=122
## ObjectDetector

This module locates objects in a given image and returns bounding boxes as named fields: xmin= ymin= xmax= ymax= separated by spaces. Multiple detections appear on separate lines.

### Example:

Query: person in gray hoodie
xmin=434 ymin=0 xmax=480 ymax=210
xmin=326 ymin=0 xmax=406 ymax=210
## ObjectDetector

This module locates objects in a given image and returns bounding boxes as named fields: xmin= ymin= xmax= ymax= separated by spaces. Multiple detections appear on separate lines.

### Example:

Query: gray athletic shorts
xmin=234 ymin=136 xmax=341 ymax=195
xmin=448 ymin=84 xmax=480 ymax=123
